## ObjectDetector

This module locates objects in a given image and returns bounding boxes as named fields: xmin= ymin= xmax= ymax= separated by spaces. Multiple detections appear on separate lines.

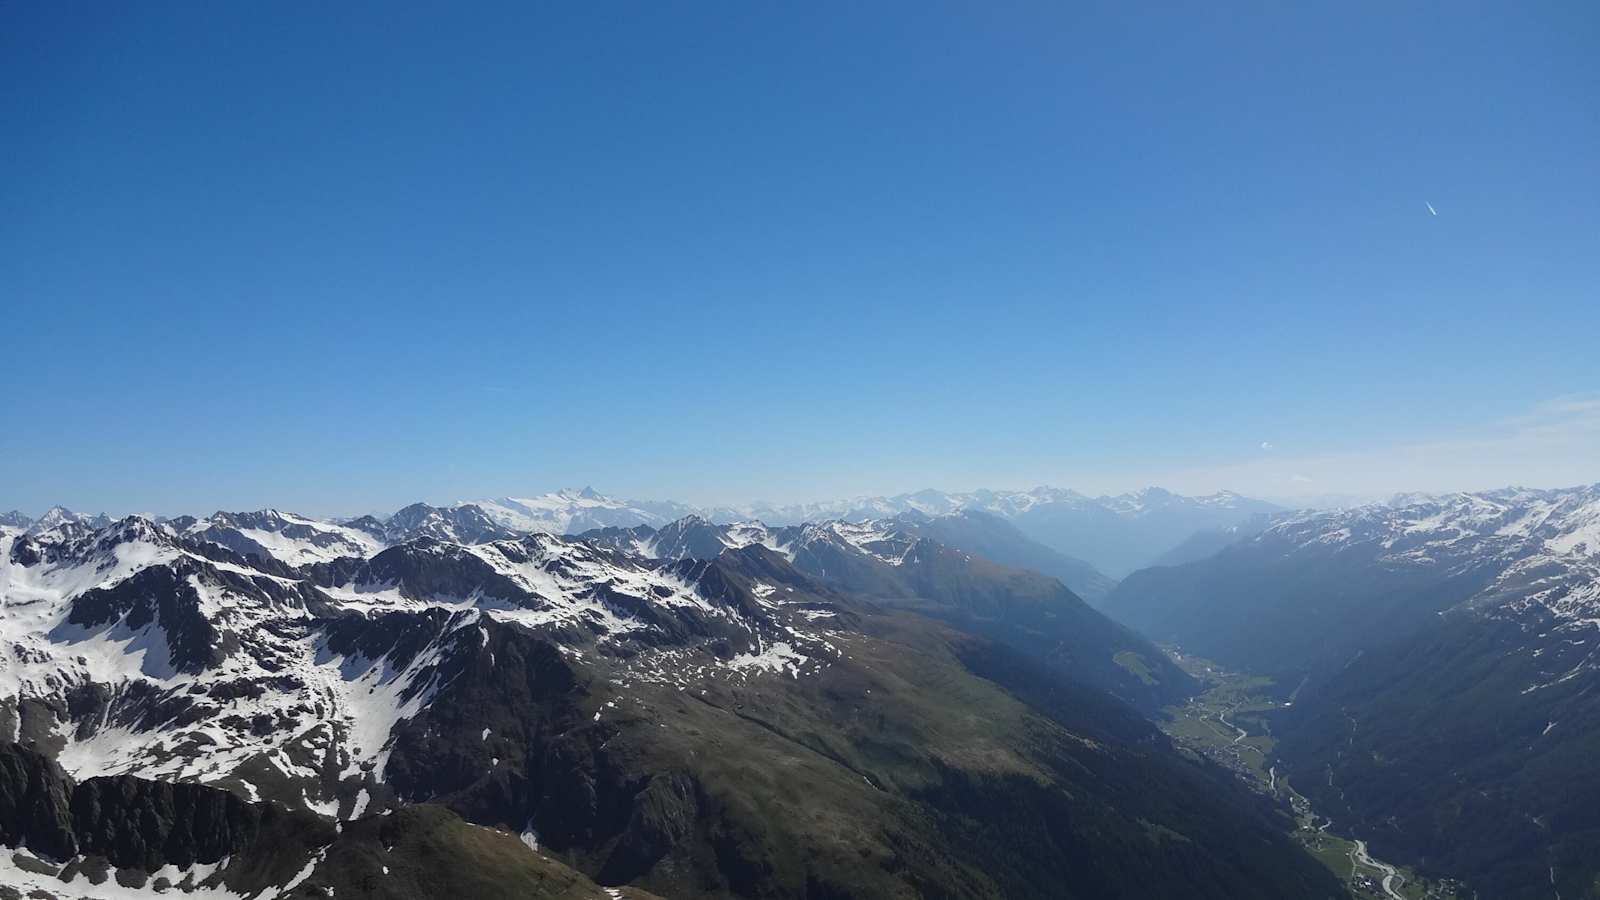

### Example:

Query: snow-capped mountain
xmin=1110 ymin=483 xmax=1600 ymax=673
xmin=0 ymin=514 xmax=829 ymax=814
xmin=2 ymin=486 xmax=1277 ymax=582
xmin=1293 ymin=484 xmax=1600 ymax=561
xmin=582 ymin=516 xmax=921 ymax=572
xmin=0 ymin=506 xmax=1179 ymax=808
xmin=123 ymin=500 xmax=632 ymax=573
xmin=0 ymin=510 xmax=31 ymax=528
xmin=347 ymin=501 xmax=522 ymax=546
xmin=1251 ymin=484 xmax=1600 ymax=630
xmin=177 ymin=508 xmax=387 ymax=568
xmin=466 ymin=487 xmax=697 ymax=535
xmin=580 ymin=514 xmax=1180 ymax=709
xmin=25 ymin=506 xmax=112 ymax=536
xmin=583 ymin=508 xmax=1120 ymax=602
xmin=5 ymin=504 xmax=1171 ymax=819
xmin=0 ymin=501 xmax=1338 ymax=899
xmin=458 ymin=485 xmax=1281 ymax=578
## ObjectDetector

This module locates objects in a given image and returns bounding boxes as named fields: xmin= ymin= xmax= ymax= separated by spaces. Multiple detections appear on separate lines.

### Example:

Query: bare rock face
xmin=71 ymin=775 xmax=265 ymax=871
xmin=0 ymin=743 xmax=77 ymax=861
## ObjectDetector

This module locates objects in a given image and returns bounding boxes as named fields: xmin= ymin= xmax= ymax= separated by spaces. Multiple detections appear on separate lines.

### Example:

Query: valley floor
xmin=1158 ymin=651 xmax=1469 ymax=900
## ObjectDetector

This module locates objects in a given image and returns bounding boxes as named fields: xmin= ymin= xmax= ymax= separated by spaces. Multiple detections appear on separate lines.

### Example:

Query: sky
xmin=3 ymin=1 xmax=1597 ymax=517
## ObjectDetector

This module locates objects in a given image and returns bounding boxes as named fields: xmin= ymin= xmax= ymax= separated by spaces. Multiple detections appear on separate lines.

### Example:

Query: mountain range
xmin=0 ymin=500 xmax=1344 ymax=899
xmin=459 ymin=486 xmax=1283 ymax=579
xmin=5 ymin=484 xmax=1286 ymax=595
xmin=575 ymin=514 xmax=1174 ymax=707
xmin=11 ymin=482 xmax=1597 ymax=898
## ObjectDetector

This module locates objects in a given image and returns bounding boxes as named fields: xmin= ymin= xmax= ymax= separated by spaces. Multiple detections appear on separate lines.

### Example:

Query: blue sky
xmin=4 ymin=1 xmax=1597 ymax=516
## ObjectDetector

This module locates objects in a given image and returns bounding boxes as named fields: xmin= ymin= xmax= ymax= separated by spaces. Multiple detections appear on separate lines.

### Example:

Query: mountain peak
xmin=26 ymin=505 xmax=112 ymax=534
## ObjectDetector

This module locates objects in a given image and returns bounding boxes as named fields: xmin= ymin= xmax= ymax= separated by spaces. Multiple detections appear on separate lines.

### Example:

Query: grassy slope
xmin=881 ymin=544 xmax=1196 ymax=712
xmin=291 ymin=805 xmax=662 ymax=900
xmin=553 ymin=611 xmax=1348 ymax=899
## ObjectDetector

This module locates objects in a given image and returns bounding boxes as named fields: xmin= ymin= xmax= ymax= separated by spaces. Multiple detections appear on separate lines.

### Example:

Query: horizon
xmin=7 ymin=476 xmax=1600 ymax=525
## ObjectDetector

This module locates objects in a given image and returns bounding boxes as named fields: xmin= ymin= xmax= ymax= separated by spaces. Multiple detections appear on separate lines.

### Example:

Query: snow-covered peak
xmin=2 ymin=515 xmax=181 ymax=609
xmin=25 ymin=505 xmax=112 ymax=535
xmin=1271 ymin=484 xmax=1600 ymax=560
xmin=183 ymin=508 xmax=386 ymax=567
xmin=1249 ymin=483 xmax=1600 ymax=626
xmin=807 ymin=520 xmax=919 ymax=566
xmin=373 ymin=502 xmax=516 ymax=545
xmin=465 ymin=490 xmax=695 ymax=535
xmin=578 ymin=515 xmax=929 ymax=569
xmin=720 ymin=521 xmax=792 ymax=557
xmin=1093 ymin=486 xmax=1270 ymax=517
xmin=1 ymin=512 xmax=845 ymax=818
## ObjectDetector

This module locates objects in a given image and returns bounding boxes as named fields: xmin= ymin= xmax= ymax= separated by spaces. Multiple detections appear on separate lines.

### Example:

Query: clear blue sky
xmin=4 ymin=1 xmax=1597 ymax=516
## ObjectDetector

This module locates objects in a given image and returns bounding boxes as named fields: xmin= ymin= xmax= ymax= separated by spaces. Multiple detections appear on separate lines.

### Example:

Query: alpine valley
xmin=5 ymin=482 xmax=1599 ymax=899
xmin=1109 ymin=484 xmax=1600 ymax=899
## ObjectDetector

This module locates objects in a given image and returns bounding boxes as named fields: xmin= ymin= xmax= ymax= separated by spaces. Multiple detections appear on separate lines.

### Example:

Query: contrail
xmin=1426 ymin=201 xmax=1437 ymax=216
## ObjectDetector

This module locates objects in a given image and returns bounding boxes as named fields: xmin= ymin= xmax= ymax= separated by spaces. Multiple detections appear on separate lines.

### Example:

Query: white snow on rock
xmin=727 ymin=641 xmax=808 ymax=678
xmin=183 ymin=510 xmax=385 ymax=567
xmin=0 ymin=845 xmax=248 ymax=899
xmin=1 ymin=509 xmax=842 ymax=816
xmin=1262 ymin=485 xmax=1600 ymax=624
xmin=1249 ymin=484 xmax=1600 ymax=689
xmin=467 ymin=488 xmax=693 ymax=535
